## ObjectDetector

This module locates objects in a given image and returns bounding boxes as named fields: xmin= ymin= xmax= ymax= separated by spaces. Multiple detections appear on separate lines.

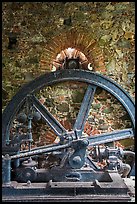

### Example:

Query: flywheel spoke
xmin=30 ymin=95 xmax=67 ymax=138
xmin=87 ymin=128 xmax=134 ymax=146
xmin=73 ymin=84 xmax=97 ymax=138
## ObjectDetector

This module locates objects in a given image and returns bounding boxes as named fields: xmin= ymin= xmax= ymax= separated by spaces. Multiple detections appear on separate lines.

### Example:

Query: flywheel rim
xmin=2 ymin=69 xmax=135 ymax=148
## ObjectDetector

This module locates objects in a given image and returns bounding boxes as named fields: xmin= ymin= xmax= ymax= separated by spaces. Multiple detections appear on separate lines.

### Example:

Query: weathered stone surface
xmin=98 ymin=124 xmax=109 ymax=130
xmin=92 ymin=103 xmax=101 ymax=110
xmin=56 ymin=102 xmax=69 ymax=112
xmin=117 ymin=38 xmax=131 ymax=48
xmin=72 ymin=90 xmax=85 ymax=103
xmin=106 ymin=59 xmax=116 ymax=74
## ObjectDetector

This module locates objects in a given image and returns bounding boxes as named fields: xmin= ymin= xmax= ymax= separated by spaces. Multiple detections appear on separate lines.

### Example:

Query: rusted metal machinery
xmin=2 ymin=57 xmax=135 ymax=202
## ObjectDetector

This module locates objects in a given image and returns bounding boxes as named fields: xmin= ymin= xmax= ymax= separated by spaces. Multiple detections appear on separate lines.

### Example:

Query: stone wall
xmin=2 ymin=2 xmax=135 ymax=108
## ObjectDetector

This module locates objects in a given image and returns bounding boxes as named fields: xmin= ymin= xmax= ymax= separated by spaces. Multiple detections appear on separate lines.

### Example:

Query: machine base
xmin=2 ymin=172 xmax=132 ymax=202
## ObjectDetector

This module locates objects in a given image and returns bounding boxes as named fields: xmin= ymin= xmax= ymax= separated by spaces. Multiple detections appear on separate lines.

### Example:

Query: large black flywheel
xmin=2 ymin=69 xmax=135 ymax=148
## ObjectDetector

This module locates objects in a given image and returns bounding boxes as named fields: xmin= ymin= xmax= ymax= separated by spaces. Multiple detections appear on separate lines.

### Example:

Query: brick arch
xmin=40 ymin=28 xmax=106 ymax=73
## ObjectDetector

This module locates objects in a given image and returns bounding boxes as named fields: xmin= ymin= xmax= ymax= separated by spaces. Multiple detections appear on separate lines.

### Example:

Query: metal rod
xmin=2 ymin=155 xmax=11 ymax=184
xmin=10 ymin=142 xmax=71 ymax=160
xmin=88 ymin=128 xmax=134 ymax=146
